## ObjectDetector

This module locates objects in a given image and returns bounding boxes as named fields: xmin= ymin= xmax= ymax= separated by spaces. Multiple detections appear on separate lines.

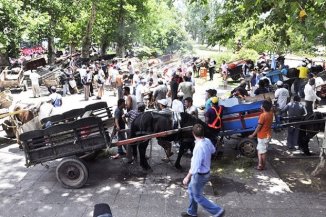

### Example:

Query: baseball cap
xmin=157 ymin=99 xmax=168 ymax=106
xmin=276 ymin=80 xmax=283 ymax=86
xmin=177 ymin=92 xmax=184 ymax=97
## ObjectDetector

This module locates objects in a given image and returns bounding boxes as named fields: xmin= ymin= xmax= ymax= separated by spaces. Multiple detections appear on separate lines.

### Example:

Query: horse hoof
xmin=175 ymin=164 xmax=182 ymax=170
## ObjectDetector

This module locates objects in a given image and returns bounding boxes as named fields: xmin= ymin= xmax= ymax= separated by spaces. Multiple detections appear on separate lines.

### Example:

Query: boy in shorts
xmin=249 ymin=100 xmax=273 ymax=170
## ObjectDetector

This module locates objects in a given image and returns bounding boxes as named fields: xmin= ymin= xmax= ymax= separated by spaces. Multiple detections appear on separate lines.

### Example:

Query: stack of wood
xmin=0 ymin=90 xmax=13 ymax=109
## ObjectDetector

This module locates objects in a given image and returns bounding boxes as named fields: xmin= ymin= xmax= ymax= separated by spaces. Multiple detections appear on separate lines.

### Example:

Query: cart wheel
xmin=56 ymin=158 xmax=89 ymax=189
xmin=239 ymin=138 xmax=257 ymax=158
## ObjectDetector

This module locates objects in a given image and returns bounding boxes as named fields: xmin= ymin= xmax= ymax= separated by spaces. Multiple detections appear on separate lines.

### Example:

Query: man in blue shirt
xmin=181 ymin=124 xmax=224 ymax=217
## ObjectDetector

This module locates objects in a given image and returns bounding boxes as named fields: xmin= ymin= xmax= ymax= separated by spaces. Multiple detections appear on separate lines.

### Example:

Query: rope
xmin=288 ymin=125 xmax=322 ymax=134
xmin=0 ymin=109 xmax=28 ymax=119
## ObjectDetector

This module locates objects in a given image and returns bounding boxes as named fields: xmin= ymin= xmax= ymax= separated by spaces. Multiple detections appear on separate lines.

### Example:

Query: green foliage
xmin=0 ymin=0 xmax=24 ymax=56
xmin=212 ymin=48 xmax=258 ymax=67
xmin=200 ymin=0 xmax=326 ymax=55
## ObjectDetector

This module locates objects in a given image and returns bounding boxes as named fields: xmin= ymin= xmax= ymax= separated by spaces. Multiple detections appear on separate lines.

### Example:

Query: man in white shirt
xmin=314 ymin=73 xmax=324 ymax=108
xmin=178 ymin=76 xmax=195 ymax=100
xmin=172 ymin=92 xmax=185 ymax=113
xmin=136 ymin=79 xmax=146 ymax=104
xmin=29 ymin=70 xmax=41 ymax=98
xmin=275 ymin=81 xmax=290 ymax=110
xmin=304 ymin=78 xmax=321 ymax=114
xmin=132 ymin=71 xmax=140 ymax=94
xmin=38 ymin=97 xmax=53 ymax=122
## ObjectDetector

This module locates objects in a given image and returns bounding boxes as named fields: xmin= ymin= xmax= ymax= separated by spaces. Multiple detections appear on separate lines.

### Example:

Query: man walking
xmin=30 ymin=70 xmax=41 ymax=98
xmin=181 ymin=124 xmax=224 ymax=217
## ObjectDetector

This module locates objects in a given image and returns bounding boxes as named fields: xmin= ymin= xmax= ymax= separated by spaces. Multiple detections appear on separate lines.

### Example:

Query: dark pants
xmin=287 ymin=127 xmax=299 ymax=149
xmin=293 ymin=78 xmax=305 ymax=97
xmin=305 ymin=100 xmax=313 ymax=115
xmin=209 ymin=68 xmax=214 ymax=80
xmin=118 ymin=131 xmax=126 ymax=155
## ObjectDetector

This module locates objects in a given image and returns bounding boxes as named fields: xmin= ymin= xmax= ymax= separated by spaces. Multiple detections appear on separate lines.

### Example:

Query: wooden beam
xmin=112 ymin=126 xmax=193 ymax=146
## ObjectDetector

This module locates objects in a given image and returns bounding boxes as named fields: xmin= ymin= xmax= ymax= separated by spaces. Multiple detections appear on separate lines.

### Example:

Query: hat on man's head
xmin=211 ymin=96 xmax=219 ymax=104
xmin=157 ymin=99 xmax=168 ymax=106
xmin=177 ymin=92 xmax=184 ymax=97
xmin=276 ymin=80 xmax=283 ymax=86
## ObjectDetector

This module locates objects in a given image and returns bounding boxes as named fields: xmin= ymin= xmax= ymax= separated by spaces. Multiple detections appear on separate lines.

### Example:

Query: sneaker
xmin=213 ymin=208 xmax=225 ymax=217
xmin=180 ymin=212 xmax=197 ymax=217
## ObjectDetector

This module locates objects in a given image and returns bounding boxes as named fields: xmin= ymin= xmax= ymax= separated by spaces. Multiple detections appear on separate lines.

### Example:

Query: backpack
xmin=52 ymin=95 xmax=62 ymax=107
xmin=81 ymin=76 xmax=88 ymax=85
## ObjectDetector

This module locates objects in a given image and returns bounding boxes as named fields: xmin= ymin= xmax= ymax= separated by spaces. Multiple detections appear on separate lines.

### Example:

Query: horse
xmin=297 ymin=112 xmax=325 ymax=155
xmin=130 ymin=112 xmax=219 ymax=170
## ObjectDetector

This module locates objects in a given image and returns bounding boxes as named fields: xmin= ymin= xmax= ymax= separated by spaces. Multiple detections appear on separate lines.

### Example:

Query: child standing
xmin=249 ymin=100 xmax=273 ymax=170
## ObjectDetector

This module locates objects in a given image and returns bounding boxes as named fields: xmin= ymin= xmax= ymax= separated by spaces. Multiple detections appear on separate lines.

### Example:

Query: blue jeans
xmin=187 ymin=173 xmax=222 ymax=216
xmin=118 ymin=131 xmax=126 ymax=154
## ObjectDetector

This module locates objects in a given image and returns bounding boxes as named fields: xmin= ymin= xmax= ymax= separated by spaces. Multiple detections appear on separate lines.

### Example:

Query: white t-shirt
xmin=315 ymin=77 xmax=324 ymax=92
xmin=275 ymin=87 xmax=289 ymax=109
xmin=38 ymin=102 xmax=53 ymax=121
xmin=221 ymin=63 xmax=228 ymax=73
xmin=133 ymin=74 xmax=140 ymax=87
xmin=186 ymin=105 xmax=198 ymax=117
xmin=79 ymin=68 xmax=87 ymax=79
xmin=29 ymin=72 xmax=40 ymax=85
xmin=136 ymin=84 xmax=145 ymax=103
xmin=172 ymin=99 xmax=184 ymax=113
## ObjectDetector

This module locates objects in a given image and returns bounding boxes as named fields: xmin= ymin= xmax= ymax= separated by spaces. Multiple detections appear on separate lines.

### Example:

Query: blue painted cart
xmin=219 ymin=100 xmax=279 ymax=157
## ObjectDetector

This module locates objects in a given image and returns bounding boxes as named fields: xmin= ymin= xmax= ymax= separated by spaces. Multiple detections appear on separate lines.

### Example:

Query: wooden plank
xmin=112 ymin=126 xmax=193 ymax=146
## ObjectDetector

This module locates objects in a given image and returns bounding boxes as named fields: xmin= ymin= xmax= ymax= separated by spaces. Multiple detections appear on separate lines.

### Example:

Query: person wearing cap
xmin=274 ymin=80 xmax=289 ymax=111
xmin=29 ymin=70 xmax=41 ymax=98
xmin=205 ymin=97 xmax=223 ymax=135
xmin=172 ymin=92 xmax=185 ymax=113
xmin=49 ymin=86 xmax=62 ymax=107
xmin=304 ymin=78 xmax=321 ymax=115
xmin=205 ymin=89 xmax=217 ymax=111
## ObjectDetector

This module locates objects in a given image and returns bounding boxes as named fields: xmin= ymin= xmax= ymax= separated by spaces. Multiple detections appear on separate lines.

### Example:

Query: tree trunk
xmin=100 ymin=35 xmax=109 ymax=56
xmin=70 ymin=43 xmax=77 ymax=55
xmin=47 ymin=36 xmax=55 ymax=64
xmin=0 ymin=52 xmax=9 ymax=67
xmin=116 ymin=0 xmax=125 ymax=57
xmin=81 ymin=2 xmax=97 ymax=58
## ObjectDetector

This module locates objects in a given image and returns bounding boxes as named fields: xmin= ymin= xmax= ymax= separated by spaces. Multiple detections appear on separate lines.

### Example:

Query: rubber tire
xmin=238 ymin=138 xmax=257 ymax=158
xmin=2 ymin=120 xmax=16 ymax=138
xmin=56 ymin=158 xmax=89 ymax=189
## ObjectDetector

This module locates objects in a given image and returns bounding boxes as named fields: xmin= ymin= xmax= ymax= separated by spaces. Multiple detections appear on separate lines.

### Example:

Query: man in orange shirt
xmin=249 ymin=100 xmax=273 ymax=170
